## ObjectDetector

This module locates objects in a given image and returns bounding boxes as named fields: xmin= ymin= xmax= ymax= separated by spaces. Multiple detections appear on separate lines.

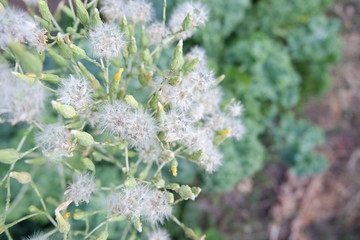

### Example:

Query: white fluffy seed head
xmin=185 ymin=46 xmax=208 ymax=69
xmin=35 ymin=123 xmax=76 ymax=161
xmin=186 ymin=67 xmax=216 ymax=92
xmin=169 ymin=1 xmax=209 ymax=39
xmin=147 ymin=229 xmax=171 ymax=240
xmin=89 ymin=23 xmax=127 ymax=59
xmin=0 ymin=63 xmax=46 ymax=125
xmin=127 ymin=0 xmax=154 ymax=24
xmin=65 ymin=173 xmax=96 ymax=206
xmin=160 ymin=83 xmax=195 ymax=111
xmin=200 ymin=147 xmax=223 ymax=173
xmin=225 ymin=118 xmax=246 ymax=140
xmin=96 ymin=101 xmax=158 ymax=148
xmin=147 ymin=22 xmax=167 ymax=46
xmin=136 ymin=141 xmax=162 ymax=163
xmin=100 ymin=0 xmax=127 ymax=22
xmin=57 ymin=75 xmax=93 ymax=111
xmin=0 ymin=7 xmax=47 ymax=53
xmin=228 ymin=101 xmax=244 ymax=117
xmin=25 ymin=232 xmax=49 ymax=240
xmin=161 ymin=109 xmax=193 ymax=143
xmin=143 ymin=190 xmax=172 ymax=225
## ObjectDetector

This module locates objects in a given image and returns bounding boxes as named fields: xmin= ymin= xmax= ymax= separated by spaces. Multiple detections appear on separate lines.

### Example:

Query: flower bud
xmin=132 ymin=217 xmax=142 ymax=232
xmin=182 ymin=13 xmax=192 ymax=31
xmin=125 ymin=95 xmax=141 ymax=109
xmin=213 ymin=133 xmax=230 ymax=146
xmin=47 ymin=48 xmax=67 ymax=66
xmin=179 ymin=185 xmax=195 ymax=200
xmin=56 ymin=33 xmax=73 ymax=59
xmin=129 ymin=36 xmax=137 ymax=55
xmin=166 ymin=183 xmax=180 ymax=191
xmin=168 ymin=72 xmax=182 ymax=86
xmin=74 ymin=0 xmax=89 ymax=26
xmin=221 ymin=98 xmax=235 ymax=111
xmin=169 ymin=39 xmax=184 ymax=71
xmin=153 ymin=174 xmax=165 ymax=188
xmin=128 ymin=24 xmax=135 ymax=37
xmin=121 ymin=16 xmax=130 ymax=39
xmin=139 ymin=64 xmax=153 ymax=87
xmin=83 ymin=158 xmax=95 ymax=172
xmin=9 ymin=42 xmax=43 ymax=74
xmin=34 ymin=15 xmax=51 ymax=29
xmin=91 ymin=8 xmax=102 ymax=27
xmin=39 ymin=73 xmax=63 ymax=84
xmin=96 ymin=230 xmax=109 ymax=240
xmin=191 ymin=187 xmax=201 ymax=198
xmin=140 ymin=26 xmax=148 ymax=48
xmin=56 ymin=211 xmax=71 ymax=233
xmin=124 ymin=176 xmax=137 ymax=188
xmin=0 ymin=148 xmax=20 ymax=164
xmin=10 ymin=172 xmax=31 ymax=184
xmin=182 ymin=58 xmax=199 ymax=73
xmin=188 ymin=150 xmax=204 ymax=162
xmin=38 ymin=1 xmax=52 ymax=26
xmin=142 ymin=49 xmax=152 ymax=66
xmin=71 ymin=130 xmax=94 ymax=147
xmin=165 ymin=191 xmax=174 ymax=204
xmin=156 ymin=102 xmax=165 ymax=121
xmin=62 ymin=5 xmax=73 ymax=18
xmin=149 ymin=92 xmax=160 ymax=109
xmin=161 ymin=150 xmax=175 ymax=162
xmin=69 ymin=44 xmax=87 ymax=59
xmin=25 ymin=157 xmax=46 ymax=165
xmin=73 ymin=209 xmax=87 ymax=220
xmin=12 ymin=72 xmax=35 ymax=85
xmin=51 ymin=100 xmax=77 ymax=118
xmin=170 ymin=159 xmax=178 ymax=177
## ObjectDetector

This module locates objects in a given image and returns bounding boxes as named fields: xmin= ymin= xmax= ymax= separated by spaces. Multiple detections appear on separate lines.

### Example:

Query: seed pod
xmin=91 ymin=8 xmax=102 ymax=27
xmin=191 ymin=187 xmax=201 ymax=198
xmin=47 ymin=48 xmax=67 ymax=66
xmin=25 ymin=157 xmax=46 ymax=165
xmin=56 ymin=211 xmax=71 ymax=233
xmin=51 ymin=100 xmax=77 ymax=118
xmin=0 ymin=149 xmax=20 ymax=164
xmin=82 ymin=158 xmax=95 ymax=172
xmin=69 ymin=44 xmax=87 ymax=59
xmin=142 ymin=49 xmax=152 ymax=66
xmin=165 ymin=191 xmax=174 ymax=204
xmin=9 ymin=42 xmax=43 ymax=74
xmin=121 ymin=16 xmax=130 ymax=39
xmin=168 ymin=72 xmax=182 ymax=86
xmin=182 ymin=13 xmax=192 ymax=31
xmin=179 ymin=185 xmax=195 ymax=200
xmin=128 ymin=36 xmax=137 ymax=55
xmin=56 ymin=33 xmax=73 ymax=59
xmin=124 ymin=176 xmax=137 ymax=188
xmin=125 ymin=95 xmax=141 ymax=109
xmin=182 ymin=58 xmax=199 ymax=73
xmin=140 ymin=26 xmax=148 ymax=48
xmin=169 ymin=39 xmax=184 ymax=71
xmin=39 ymin=73 xmax=63 ymax=84
xmin=12 ymin=72 xmax=35 ymax=85
xmin=38 ymin=1 xmax=52 ymax=25
xmin=10 ymin=172 xmax=31 ymax=184
xmin=71 ymin=130 xmax=94 ymax=147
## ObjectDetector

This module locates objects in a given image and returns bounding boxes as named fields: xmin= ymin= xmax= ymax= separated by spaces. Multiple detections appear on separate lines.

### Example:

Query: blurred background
xmin=2 ymin=0 xmax=360 ymax=239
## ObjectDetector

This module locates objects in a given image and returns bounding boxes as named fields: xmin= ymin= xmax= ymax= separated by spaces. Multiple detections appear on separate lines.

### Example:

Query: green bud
xmin=11 ymin=72 xmax=35 ymax=85
xmin=153 ymin=174 xmax=165 ymax=188
xmin=38 ymin=1 xmax=52 ymax=25
xmin=179 ymin=185 xmax=195 ymax=200
xmin=66 ymin=121 xmax=83 ymax=129
xmin=77 ymin=61 xmax=91 ymax=78
xmin=129 ymin=36 xmax=137 ymax=55
xmin=96 ymin=230 xmax=109 ymax=240
xmin=139 ymin=64 xmax=153 ymax=87
xmin=0 ymin=148 xmax=20 ymax=164
xmin=131 ymin=216 xmax=142 ymax=232
xmin=165 ymin=191 xmax=174 ymax=204
xmin=142 ymin=49 xmax=152 ymax=66
xmin=182 ymin=13 xmax=192 ymax=31
xmin=140 ymin=26 xmax=148 ymax=48
xmin=170 ymin=159 xmax=178 ymax=177
xmin=149 ymin=92 xmax=160 ymax=109
xmin=9 ymin=172 xmax=31 ymax=184
xmin=34 ymin=15 xmax=51 ymax=29
xmin=161 ymin=150 xmax=175 ymax=162
xmin=191 ymin=187 xmax=201 ymax=198
xmin=62 ymin=5 xmax=73 ymax=18
xmin=168 ymin=72 xmax=182 ymax=86
xmin=124 ymin=176 xmax=137 ymax=188
xmin=128 ymin=24 xmax=135 ymax=37
xmin=156 ymin=102 xmax=165 ymax=121
xmin=66 ymin=27 xmax=76 ymax=35
xmin=73 ymin=209 xmax=87 ymax=220
xmin=92 ymin=151 xmax=105 ymax=162
xmin=89 ymin=74 xmax=101 ymax=90
xmin=74 ymin=0 xmax=89 ymax=26
xmin=188 ymin=150 xmax=204 ymax=162
xmin=56 ymin=33 xmax=73 ymax=59
xmin=56 ymin=212 xmax=70 ymax=233
xmin=166 ymin=183 xmax=180 ymax=191
xmin=71 ymin=130 xmax=94 ymax=146
xmin=39 ymin=73 xmax=63 ymax=84
xmin=51 ymin=100 xmax=77 ymax=118
xmin=121 ymin=16 xmax=130 ymax=39
xmin=25 ymin=157 xmax=46 ymax=165
xmin=182 ymin=58 xmax=199 ymax=73
xmin=9 ymin=42 xmax=43 ymax=74
xmin=83 ymin=158 xmax=95 ymax=172
xmin=47 ymin=48 xmax=67 ymax=66
xmin=216 ymin=74 xmax=225 ymax=85
xmin=221 ymin=98 xmax=235 ymax=111
xmin=213 ymin=134 xmax=229 ymax=146
xmin=125 ymin=95 xmax=141 ymax=109
xmin=169 ymin=39 xmax=184 ymax=71
xmin=70 ymin=44 xmax=87 ymax=59
xmin=91 ymin=8 xmax=102 ymax=27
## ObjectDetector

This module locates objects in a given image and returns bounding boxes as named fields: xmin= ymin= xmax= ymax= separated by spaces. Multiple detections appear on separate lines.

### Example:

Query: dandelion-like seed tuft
xmin=65 ymin=173 xmax=97 ymax=206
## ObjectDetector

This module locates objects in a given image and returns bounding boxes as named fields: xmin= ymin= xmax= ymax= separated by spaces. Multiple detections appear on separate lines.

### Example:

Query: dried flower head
xmin=57 ymin=75 xmax=93 ymax=111
xmin=25 ymin=232 xmax=49 ymax=240
xmin=65 ymin=173 xmax=97 ymax=206
xmin=147 ymin=229 xmax=171 ymax=240
xmin=160 ymin=82 xmax=195 ymax=111
xmin=169 ymin=1 xmax=209 ymax=39
xmin=100 ymin=0 xmax=127 ymax=22
xmin=0 ymin=7 xmax=47 ymax=53
xmin=89 ymin=23 xmax=126 ymax=59
xmin=127 ymin=0 xmax=154 ymax=24
xmin=96 ymin=100 xmax=158 ymax=147
xmin=35 ymin=124 xmax=76 ymax=160
xmin=143 ymin=190 xmax=172 ymax=225
xmin=137 ymin=141 xmax=162 ymax=163
xmin=160 ymin=109 xmax=193 ymax=143
xmin=200 ymin=147 xmax=223 ymax=173
xmin=186 ymin=67 xmax=216 ymax=92
xmin=185 ymin=46 xmax=208 ymax=69
xmin=0 ymin=63 xmax=46 ymax=125
xmin=147 ymin=22 xmax=167 ymax=46
xmin=228 ymin=101 xmax=244 ymax=117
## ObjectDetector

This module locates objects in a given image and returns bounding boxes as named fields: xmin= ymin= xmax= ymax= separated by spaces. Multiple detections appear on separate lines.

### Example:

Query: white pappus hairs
xmin=24 ymin=232 xmax=49 ymax=240
xmin=57 ymin=75 xmax=93 ymax=111
xmin=65 ymin=172 xmax=97 ymax=206
xmin=147 ymin=229 xmax=171 ymax=240
xmin=89 ymin=23 xmax=127 ymax=59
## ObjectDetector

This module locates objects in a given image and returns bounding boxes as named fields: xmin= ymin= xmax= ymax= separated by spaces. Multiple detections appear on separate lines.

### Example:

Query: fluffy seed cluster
xmin=0 ymin=7 xmax=47 ymax=53
xmin=89 ymin=23 xmax=127 ymax=59
xmin=96 ymin=100 xmax=158 ymax=148
xmin=0 ymin=63 xmax=46 ymax=125
xmin=169 ymin=1 xmax=209 ymax=39
xmin=107 ymin=184 xmax=171 ymax=226
xmin=25 ymin=232 xmax=48 ymax=240
xmin=136 ymin=141 xmax=162 ymax=163
xmin=35 ymin=123 xmax=76 ymax=160
xmin=57 ymin=75 xmax=93 ymax=111
xmin=147 ymin=229 xmax=171 ymax=240
xmin=65 ymin=173 xmax=97 ymax=206
xmin=100 ymin=0 xmax=153 ymax=24
xmin=146 ymin=22 xmax=167 ymax=46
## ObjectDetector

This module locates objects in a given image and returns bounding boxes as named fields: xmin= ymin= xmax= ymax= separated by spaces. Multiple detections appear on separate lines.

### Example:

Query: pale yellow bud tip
xmin=114 ymin=68 xmax=124 ymax=82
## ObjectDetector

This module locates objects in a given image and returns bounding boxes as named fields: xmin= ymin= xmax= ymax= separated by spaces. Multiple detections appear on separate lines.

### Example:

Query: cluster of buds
xmin=0 ymin=0 xmax=245 ymax=239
